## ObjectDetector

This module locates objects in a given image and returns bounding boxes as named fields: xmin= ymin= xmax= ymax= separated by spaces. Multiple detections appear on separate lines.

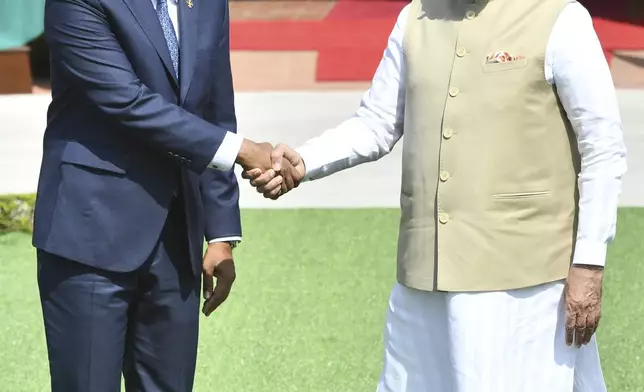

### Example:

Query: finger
xmin=575 ymin=313 xmax=587 ymax=348
xmin=203 ymin=277 xmax=233 ymax=316
xmin=585 ymin=313 xmax=601 ymax=345
xmin=279 ymin=171 xmax=290 ymax=193
xmin=265 ymin=186 xmax=282 ymax=200
xmin=583 ymin=326 xmax=594 ymax=346
xmin=565 ymin=309 xmax=575 ymax=346
xmin=202 ymin=269 xmax=214 ymax=301
xmin=594 ymin=313 xmax=601 ymax=333
xmin=283 ymin=168 xmax=295 ymax=190
xmin=257 ymin=176 xmax=283 ymax=194
xmin=241 ymin=168 xmax=262 ymax=180
xmin=250 ymin=170 xmax=276 ymax=187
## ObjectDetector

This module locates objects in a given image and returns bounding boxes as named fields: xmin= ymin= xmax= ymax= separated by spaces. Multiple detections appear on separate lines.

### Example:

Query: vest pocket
xmin=482 ymin=58 xmax=529 ymax=73
xmin=492 ymin=190 xmax=550 ymax=200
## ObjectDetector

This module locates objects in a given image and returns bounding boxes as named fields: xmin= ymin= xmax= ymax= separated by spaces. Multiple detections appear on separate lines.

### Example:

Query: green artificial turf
xmin=0 ymin=209 xmax=642 ymax=391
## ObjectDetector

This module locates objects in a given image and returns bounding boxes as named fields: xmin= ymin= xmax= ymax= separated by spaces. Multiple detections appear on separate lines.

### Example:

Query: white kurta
xmin=291 ymin=2 xmax=625 ymax=391
xmin=377 ymin=282 xmax=606 ymax=392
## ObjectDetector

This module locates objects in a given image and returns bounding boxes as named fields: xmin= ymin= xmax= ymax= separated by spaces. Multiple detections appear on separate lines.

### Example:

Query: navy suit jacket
xmin=33 ymin=0 xmax=241 ymax=274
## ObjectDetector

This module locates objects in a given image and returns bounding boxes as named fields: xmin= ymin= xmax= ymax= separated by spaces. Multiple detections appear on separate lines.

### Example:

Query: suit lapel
xmin=122 ymin=0 xmax=179 ymax=87
xmin=178 ymin=0 xmax=199 ymax=103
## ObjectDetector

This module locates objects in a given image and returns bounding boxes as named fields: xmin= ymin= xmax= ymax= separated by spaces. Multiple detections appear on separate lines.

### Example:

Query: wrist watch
xmin=226 ymin=241 xmax=239 ymax=249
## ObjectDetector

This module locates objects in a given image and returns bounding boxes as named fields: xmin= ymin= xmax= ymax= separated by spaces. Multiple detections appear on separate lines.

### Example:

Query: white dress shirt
xmin=152 ymin=0 xmax=242 ymax=245
xmin=295 ymin=3 xmax=627 ymax=267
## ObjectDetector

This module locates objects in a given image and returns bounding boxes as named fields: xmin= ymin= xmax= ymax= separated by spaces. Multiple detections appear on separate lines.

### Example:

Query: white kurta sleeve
xmin=296 ymin=6 xmax=409 ymax=181
xmin=545 ymin=3 xmax=627 ymax=267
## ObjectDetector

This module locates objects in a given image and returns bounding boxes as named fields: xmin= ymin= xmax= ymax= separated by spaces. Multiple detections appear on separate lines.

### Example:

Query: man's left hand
xmin=564 ymin=265 xmax=604 ymax=347
xmin=202 ymin=242 xmax=236 ymax=317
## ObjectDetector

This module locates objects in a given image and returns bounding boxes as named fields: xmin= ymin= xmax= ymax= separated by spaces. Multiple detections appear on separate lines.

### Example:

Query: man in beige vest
xmin=244 ymin=0 xmax=626 ymax=390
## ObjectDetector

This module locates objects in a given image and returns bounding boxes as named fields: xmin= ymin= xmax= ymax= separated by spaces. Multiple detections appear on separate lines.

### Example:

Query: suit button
xmin=443 ymin=128 xmax=453 ymax=139
xmin=465 ymin=10 xmax=476 ymax=19
xmin=449 ymin=87 xmax=459 ymax=97
xmin=438 ymin=213 xmax=450 ymax=224
xmin=439 ymin=171 xmax=450 ymax=182
xmin=456 ymin=47 xmax=466 ymax=57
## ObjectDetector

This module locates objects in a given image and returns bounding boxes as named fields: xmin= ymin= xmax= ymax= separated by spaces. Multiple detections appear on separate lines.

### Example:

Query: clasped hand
xmin=241 ymin=143 xmax=306 ymax=199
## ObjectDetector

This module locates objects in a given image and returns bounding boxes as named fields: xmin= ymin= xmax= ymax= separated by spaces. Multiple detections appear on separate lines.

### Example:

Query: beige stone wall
xmin=612 ymin=51 xmax=644 ymax=89
xmin=231 ymin=51 xmax=370 ymax=91
xmin=230 ymin=1 xmax=334 ymax=20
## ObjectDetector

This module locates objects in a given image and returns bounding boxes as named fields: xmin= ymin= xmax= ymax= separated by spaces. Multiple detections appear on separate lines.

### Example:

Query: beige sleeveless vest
xmin=397 ymin=0 xmax=580 ymax=292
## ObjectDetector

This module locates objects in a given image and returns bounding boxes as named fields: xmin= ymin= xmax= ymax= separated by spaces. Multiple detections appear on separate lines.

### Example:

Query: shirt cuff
xmin=572 ymin=239 xmax=608 ymax=267
xmin=208 ymin=236 xmax=242 ymax=244
xmin=295 ymin=144 xmax=324 ymax=181
xmin=208 ymin=132 xmax=244 ymax=171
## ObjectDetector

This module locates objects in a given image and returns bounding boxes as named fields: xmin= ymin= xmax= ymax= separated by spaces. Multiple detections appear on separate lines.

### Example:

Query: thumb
xmin=272 ymin=144 xmax=300 ymax=172
xmin=203 ymin=268 xmax=214 ymax=300
xmin=271 ymin=144 xmax=287 ymax=172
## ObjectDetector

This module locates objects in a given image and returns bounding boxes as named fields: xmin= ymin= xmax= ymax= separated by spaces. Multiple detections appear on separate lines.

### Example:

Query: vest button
xmin=439 ymin=171 xmax=450 ymax=182
xmin=456 ymin=47 xmax=466 ymax=57
xmin=449 ymin=87 xmax=459 ymax=97
xmin=465 ymin=10 xmax=476 ymax=20
xmin=439 ymin=213 xmax=450 ymax=224
xmin=443 ymin=128 xmax=453 ymax=139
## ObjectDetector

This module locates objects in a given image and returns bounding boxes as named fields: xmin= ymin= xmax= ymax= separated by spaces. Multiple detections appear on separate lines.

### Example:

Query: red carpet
xmin=326 ymin=1 xmax=407 ymax=19
xmin=230 ymin=1 xmax=644 ymax=82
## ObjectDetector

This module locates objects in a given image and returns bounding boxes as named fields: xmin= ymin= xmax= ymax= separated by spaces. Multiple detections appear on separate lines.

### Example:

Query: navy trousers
xmin=37 ymin=197 xmax=201 ymax=392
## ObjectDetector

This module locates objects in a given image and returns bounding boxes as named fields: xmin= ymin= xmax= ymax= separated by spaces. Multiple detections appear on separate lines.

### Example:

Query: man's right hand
xmin=243 ymin=143 xmax=306 ymax=199
xmin=235 ymin=139 xmax=273 ymax=172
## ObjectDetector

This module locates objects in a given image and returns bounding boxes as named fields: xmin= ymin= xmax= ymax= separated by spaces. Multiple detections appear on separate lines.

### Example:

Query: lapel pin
xmin=187 ymin=0 xmax=193 ymax=8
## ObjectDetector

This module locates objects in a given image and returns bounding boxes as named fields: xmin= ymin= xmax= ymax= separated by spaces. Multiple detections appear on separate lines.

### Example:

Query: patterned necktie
xmin=156 ymin=0 xmax=180 ymax=78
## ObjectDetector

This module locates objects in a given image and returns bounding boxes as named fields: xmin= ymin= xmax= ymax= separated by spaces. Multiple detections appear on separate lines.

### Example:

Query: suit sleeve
xmin=200 ymin=1 xmax=242 ymax=242
xmin=45 ymin=0 xmax=229 ymax=173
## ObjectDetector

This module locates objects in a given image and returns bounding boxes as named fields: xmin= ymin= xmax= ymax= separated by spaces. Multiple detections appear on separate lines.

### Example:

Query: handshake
xmin=236 ymin=139 xmax=306 ymax=199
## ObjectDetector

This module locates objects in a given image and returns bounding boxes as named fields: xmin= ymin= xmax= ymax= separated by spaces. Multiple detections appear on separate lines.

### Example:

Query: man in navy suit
xmin=34 ymin=0 xmax=286 ymax=390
